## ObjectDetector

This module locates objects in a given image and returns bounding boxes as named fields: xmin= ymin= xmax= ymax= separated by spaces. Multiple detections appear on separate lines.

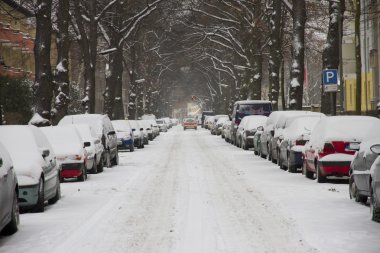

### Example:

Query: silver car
xmin=0 ymin=126 xmax=61 ymax=212
xmin=0 ymin=142 xmax=19 ymax=235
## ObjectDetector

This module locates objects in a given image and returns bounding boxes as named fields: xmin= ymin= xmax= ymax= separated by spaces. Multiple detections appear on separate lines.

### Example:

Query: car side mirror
xmin=108 ymin=130 xmax=116 ymax=136
xmin=140 ymin=128 xmax=144 ymax=131
xmin=42 ymin=149 xmax=50 ymax=158
xmin=257 ymin=126 xmax=264 ymax=131
xmin=370 ymin=144 xmax=380 ymax=154
xmin=132 ymin=128 xmax=136 ymax=131
xmin=84 ymin=142 xmax=91 ymax=147
xmin=0 ymin=158 xmax=3 ymax=167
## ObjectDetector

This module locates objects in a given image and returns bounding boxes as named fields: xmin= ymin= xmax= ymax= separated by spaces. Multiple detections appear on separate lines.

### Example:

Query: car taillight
xmin=323 ymin=142 xmax=335 ymax=153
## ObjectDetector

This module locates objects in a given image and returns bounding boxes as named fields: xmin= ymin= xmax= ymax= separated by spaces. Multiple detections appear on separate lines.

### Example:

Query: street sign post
xmin=323 ymin=69 xmax=338 ymax=92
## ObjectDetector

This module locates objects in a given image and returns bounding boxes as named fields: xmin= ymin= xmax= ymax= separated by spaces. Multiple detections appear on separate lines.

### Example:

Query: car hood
xmin=13 ymin=158 xmax=43 ymax=186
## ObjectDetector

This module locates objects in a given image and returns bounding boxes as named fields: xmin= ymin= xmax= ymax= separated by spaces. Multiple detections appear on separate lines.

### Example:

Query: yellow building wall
xmin=345 ymin=72 xmax=374 ymax=112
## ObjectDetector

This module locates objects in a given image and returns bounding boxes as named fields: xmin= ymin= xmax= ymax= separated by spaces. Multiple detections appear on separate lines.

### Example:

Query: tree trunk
xmin=269 ymin=0 xmax=282 ymax=110
xmin=52 ymin=0 xmax=70 ymax=124
xmin=128 ymin=45 xmax=138 ymax=120
xmin=32 ymin=0 xmax=53 ymax=123
xmin=73 ymin=1 xmax=97 ymax=114
xmin=321 ymin=0 xmax=345 ymax=116
xmin=288 ymin=0 xmax=306 ymax=110
xmin=355 ymin=0 xmax=362 ymax=114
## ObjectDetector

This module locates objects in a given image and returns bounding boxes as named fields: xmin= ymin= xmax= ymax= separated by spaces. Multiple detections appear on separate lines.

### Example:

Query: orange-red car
xmin=183 ymin=118 xmax=197 ymax=130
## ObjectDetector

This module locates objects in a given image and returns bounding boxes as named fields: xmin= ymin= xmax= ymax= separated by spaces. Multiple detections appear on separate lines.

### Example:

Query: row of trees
xmin=21 ymin=0 xmax=171 ymax=124
xmin=13 ymin=0 xmax=367 ymax=123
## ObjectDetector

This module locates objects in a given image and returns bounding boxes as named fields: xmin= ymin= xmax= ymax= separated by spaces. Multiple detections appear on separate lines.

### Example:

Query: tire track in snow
xmin=192 ymin=130 xmax=318 ymax=253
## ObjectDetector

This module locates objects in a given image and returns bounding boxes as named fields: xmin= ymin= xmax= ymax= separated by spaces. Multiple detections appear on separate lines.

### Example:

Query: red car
xmin=303 ymin=116 xmax=380 ymax=183
xmin=183 ymin=118 xmax=197 ymax=130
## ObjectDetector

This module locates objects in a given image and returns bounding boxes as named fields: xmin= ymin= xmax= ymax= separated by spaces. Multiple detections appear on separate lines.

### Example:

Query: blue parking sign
xmin=323 ymin=69 xmax=338 ymax=92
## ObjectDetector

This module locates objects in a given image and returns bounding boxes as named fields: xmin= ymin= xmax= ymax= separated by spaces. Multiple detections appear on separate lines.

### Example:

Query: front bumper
xmin=18 ymin=184 xmax=39 ymax=208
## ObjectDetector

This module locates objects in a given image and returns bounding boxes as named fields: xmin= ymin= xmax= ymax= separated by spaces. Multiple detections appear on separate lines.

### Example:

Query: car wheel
xmin=2 ymin=191 xmax=19 ymax=235
xmin=303 ymin=161 xmax=314 ymax=179
xmin=370 ymin=183 xmax=380 ymax=222
xmin=78 ymin=165 xmax=86 ymax=181
xmin=254 ymin=150 xmax=258 ymax=155
xmin=277 ymin=150 xmax=281 ymax=167
xmin=32 ymin=178 xmax=45 ymax=213
xmin=129 ymin=144 xmax=135 ymax=152
xmin=316 ymin=164 xmax=327 ymax=183
xmin=112 ymin=150 xmax=119 ymax=166
xmin=243 ymin=139 xmax=248 ymax=150
xmin=97 ymin=155 xmax=104 ymax=173
xmin=105 ymin=150 xmax=112 ymax=168
xmin=267 ymin=144 xmax=272 ymax=161
xmin=287 ymin=154 xmax=296 ymax=173
xmin=48 ymin=178 xmax=61 ymax=205
xmin=90 ymin=157 xmax=98 ymax=174
xmin=259 ymin=146 xmax=266 ymax=159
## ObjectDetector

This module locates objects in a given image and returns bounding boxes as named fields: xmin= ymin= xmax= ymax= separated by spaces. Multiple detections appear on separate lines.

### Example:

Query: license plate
xmin=348 ymin=142 xmax=360 ymax=150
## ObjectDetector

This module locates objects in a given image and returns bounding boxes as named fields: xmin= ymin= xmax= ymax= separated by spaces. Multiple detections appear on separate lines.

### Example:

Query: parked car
xmin=278 ymin=115 xmax=324 ymax=172
xmin=210 ymin=115 xmax=228 ymax=135
xmin=156 ymin=119 xmax=168 ymax=132
xmin=303 ymin=116 xmax=380 ymax=183
xmin=112 ymin=120 xmax=135 ymax=152
xmin=222 ymin=120 xmax=232 ymax=142
xmin=367 ymin=145 xmax=380 ymax=222
xmin=41 ymin=126 xmax=90 ymax=181
xmin=127 ymin=120 xmax=145 ymax=148
xmin=0 ymin=142 xmax=19 ymax=235
xmin=59 ymin=114 xmax=118 ymax=168
xmin=260 ymin=111 xmax=311 ymax=160
xmin=74 ymin=124 xmax=105 ymax=173
xmin=139 ymin=120 xmax=154 ymax=141
xmin=205 ymin=116 xmax=215 ymax=130
xmin=145 ymin=119 xmax=160 ymax=138
xmin=183 ymin=118 xmax=197 ymax=130
xmin=236 ymin=115 xmax=268 ymax=150
xmin=349 ymin=121 xmax=380 ymax=203
xmin=135 ymin=120 xmax=149 ymax=145
xmin=201 ymin=111 xmax=215 ymax=127
xmin=0 ymin=125 xmax=61 ymax=212
xmin=215 ymin=117 xmax=229 ymax=136
xmin=230 ymin=100 xmax=272 ymax=145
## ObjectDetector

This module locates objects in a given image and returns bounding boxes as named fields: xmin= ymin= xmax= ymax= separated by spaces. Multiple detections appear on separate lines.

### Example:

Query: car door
xmin=0 ymin=155 xmax=9 ymax=227
xmin=0 ymin=147 xmax=13 ymax=228
xmin=31 ymin=127 xmax=58 ymax=198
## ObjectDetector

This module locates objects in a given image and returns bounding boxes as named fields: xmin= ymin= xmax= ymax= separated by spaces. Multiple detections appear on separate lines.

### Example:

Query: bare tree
xmin=32 ymin=0 xmax=53 ymax=124
xmin=288 ymin=0 xmax=306 ymax=110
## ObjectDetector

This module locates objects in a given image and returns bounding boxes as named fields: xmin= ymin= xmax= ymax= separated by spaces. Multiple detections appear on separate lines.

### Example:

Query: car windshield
xmin=238 ymin=103 xmax=272 ymax=118
xmin=185 ymin=119 xmax=195 ymax=123
xmin=112 ymin=120 xmax=132 ymax=132
xmin=156 ymin=120 xmax=164 ymax=124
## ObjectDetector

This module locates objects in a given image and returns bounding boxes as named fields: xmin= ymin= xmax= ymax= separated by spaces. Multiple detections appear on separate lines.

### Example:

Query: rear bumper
xmin=318 ymin=160 xmax=351 ymax=176
xmin=60 ymin=163 xmax=84 ymax=178
xmin=289 ymin=151 xmax=304 ymax=167
xmin=118 ymin=139 xmax=134 ymax=149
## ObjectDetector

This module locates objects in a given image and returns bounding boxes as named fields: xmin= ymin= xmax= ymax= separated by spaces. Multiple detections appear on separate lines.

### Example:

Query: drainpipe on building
xmin=371 ymin=0 xmax=379 ymax=110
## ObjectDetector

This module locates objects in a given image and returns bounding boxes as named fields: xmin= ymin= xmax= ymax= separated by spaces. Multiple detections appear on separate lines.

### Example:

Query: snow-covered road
xmin=1 ymin=126 xmax=379 ymax=253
